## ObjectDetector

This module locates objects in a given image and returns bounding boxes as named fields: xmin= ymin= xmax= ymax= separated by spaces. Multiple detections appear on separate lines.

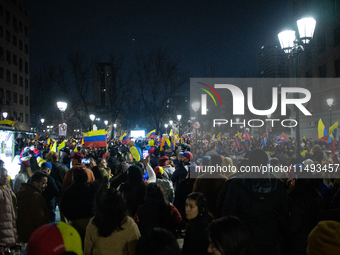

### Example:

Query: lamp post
xmin=192 ymin=102 xmax=200 ymax=146
xmin=89 ymin=114 xmax=95 ymax=131
xmin=164 ymin=124 xmax=168 ymax=135
xmin=113 ymin=123 xmax=117 ymax=138
xmin=2 ymin=112 xmax=8 ymax=120
xmin=41 ymin=118 xmax=45 ymax=134
xmin=57 ymin=101 xmax=67 ymax=123
xmin=327 ymin=98 xmax=334 ymax=127
xmin=278 ymin=17 xmax=316 ymax=159
xmin=177 ymin=115 xmax=182 ymax=136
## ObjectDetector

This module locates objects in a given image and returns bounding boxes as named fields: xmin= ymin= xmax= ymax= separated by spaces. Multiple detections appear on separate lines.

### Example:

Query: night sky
xmin=27 ymin=0 xmax=289 ymax=78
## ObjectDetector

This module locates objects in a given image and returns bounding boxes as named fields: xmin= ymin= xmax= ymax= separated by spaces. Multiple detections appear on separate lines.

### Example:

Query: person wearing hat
xmin=0 ymin=167 xmax=17 ymax=246
xmin=157 ymin=155 xmax=175 ymax=180
xmin=63 ymin=152 xmax=95 ymax=191
xmin=26 ymin=221 xmax=83 ymax=255
xmin=307 ymin=220 xmax=340 ymax=255
xmin=17 ymin=171 xmax=49 ymax=243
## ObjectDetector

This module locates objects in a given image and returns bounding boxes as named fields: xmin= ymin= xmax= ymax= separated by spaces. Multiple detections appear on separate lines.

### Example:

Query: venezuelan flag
xmin=317 ymin=119 xmax=329 ymax=143
xmin=83 ymin=129 xmax=107 ymax=148
xmin=146 ymin=129 xmax=156 ymax=139
xmin=57 ymin=141 xmax=66 ymax=152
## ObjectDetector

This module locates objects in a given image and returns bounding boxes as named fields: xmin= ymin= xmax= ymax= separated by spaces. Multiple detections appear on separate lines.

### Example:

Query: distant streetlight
xmin=41 ymin=118 xmax=45 ymax=124
xmin=2 ymin=112 xmax=8 ymax=120
xmin=113 ymin=123 xmax=117 ymax=128
xmin=177 ymin=115 xmax=182 ymax=121
xmin=192 ymin=102 xmax=200 ymax=112
xmin=278 ymin=17 xmax=316 ymax=160
xmin=327 ymin=98 xmax=334 ymax=127
xmin=169 ymin=120 xmax=173 ymax=125
xmin=164 ymin=123 xmax=168 ymax=134
xmin=104 ymin=120 xmax=108 ymax=126
xmin=57 ymin=101 xmax=67 ymax=123
xmin=89 ymin=114 xmax=95 ymax=131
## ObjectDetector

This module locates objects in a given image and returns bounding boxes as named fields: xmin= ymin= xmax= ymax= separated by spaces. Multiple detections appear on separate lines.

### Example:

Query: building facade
xmin=0 ymin=0 xmax=31 ymax=131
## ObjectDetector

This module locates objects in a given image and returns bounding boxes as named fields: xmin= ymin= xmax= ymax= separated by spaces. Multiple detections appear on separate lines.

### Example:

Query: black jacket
xmin=50 ymin=161 xmax=68 ymax=192
xmin=223 ymin=175 xmax=288 ymax=245
xmin=60 ymin=179 xmax=101 ymax=220
xmin=182 ymin=216 xmax=210 ymax=255
xmin=283 ymin=181 xmax=324 ymax=255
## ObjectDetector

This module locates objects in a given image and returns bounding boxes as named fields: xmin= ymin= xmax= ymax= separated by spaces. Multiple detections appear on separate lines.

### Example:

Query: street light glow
xmin=177 ymin=115 xmax=182 ymax=121
xmin=89 ymin=114 xmax=95 ymax=121
xmin=327 ymin=98 xmax=334 ymax=107
xmin=297 ymin=17 xmax=316 ymax=44
xmin=2 ymin=112 xmax=8 ymax=119
xmin=169 ymin=120 xmax=173 ymax=125
xmin=41 ymin=118 xmax=45 ymax=124
xmin=113 ymin=123 xmax=117 ymax=128
xmin=57 ymin=101 xmax=67 ymax=112
xmin=191 ymin=102 xmax=200 ymax=112
xmin=164 ymin=124 xmax=168 ymax=128
xmin=278 ymin=30 xmax=295 ymax=53
xmin=104 ymin=120 xmax=108 ymax=126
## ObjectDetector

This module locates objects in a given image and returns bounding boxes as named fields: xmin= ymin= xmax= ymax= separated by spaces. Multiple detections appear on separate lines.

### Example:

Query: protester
xmin=60 ymin=167 xmax=103 ymax=244
xmin=119 ymin=165 xmax=147 ymax=217
xmin=134 ymin=183 xmax=181 ymax=236
xmin=182 ymin=192 xmax=212 ymax=255
xmin=84 ymin=188 xmax=140 ymax=255
xmin=13 ymin=161 xmax=30 ymax=194
xmin=207 ymin=216 xmax=256 ymax=255
xmin=63 ymin=152 xmax=95 ymax=191
xmin=17 ymin=171 xmax=49 ymax=242
xmin=0 ymin=167 xmax=17 ymax=245
xmin=135 ymin=228 xmax=180 ymax=255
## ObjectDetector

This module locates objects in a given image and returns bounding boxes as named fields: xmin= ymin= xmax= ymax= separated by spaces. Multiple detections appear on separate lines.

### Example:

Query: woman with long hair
xmin=182 ymin=192 xmax=212 ymax=255
xmin=207 ymin=216 xmax=256 ymax=255
xmin=84 ymin=188 xmax=140 ymax=255
xmin=135 ymin=183 xmax=181 ymax=236
xmin=13 ymin=161 xmax=30 ymax=194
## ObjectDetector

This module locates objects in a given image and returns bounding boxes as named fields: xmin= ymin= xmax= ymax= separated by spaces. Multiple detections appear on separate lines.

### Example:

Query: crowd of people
xmin=1 ymin=134 xmax=340 ymax=254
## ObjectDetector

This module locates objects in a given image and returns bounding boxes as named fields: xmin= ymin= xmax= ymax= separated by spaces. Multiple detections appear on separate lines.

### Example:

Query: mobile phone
xmin=81 ymin=158 xmax=90 ymax=164
xmin=143 ymin=150 xmax=149 ymax=159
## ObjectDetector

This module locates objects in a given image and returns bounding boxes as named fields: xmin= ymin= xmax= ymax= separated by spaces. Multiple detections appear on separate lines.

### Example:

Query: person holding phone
xmin=63 ymin=152 xmax=95 ymax=191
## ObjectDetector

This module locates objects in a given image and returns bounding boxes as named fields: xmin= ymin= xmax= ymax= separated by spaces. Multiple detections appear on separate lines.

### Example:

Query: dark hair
xmin=73 ymin=168 xmax=88 ymax=183
xmin=153 ymin=148 xmax=160 ymax=157
xmin=208 ymin=216 xmax=255 ymax=255
xmin=117 ymin=162 xmax=128 ymax=175
xmin=97 ymin=158 xmax=106 ymax=166
xmin=136 ymin=228 xmax=180 ymax=255
xmin=211 ymin=155 xmax=222 ymax=166
xmin=146 ymin=183 xmax=166 ymax=206
xmin=19 ymin=164 xmax=29 ymax=174
xmin=92 ymin=188 xmax=126 ymax=237
xmin=31 ymin=171 xmax=48 ymax=183
xmin=91 ymin=166 xmax=102 ymax=180
xmin=127 ymin=165 xmax=143 ymax=183
xmin=186 ymin=192 xmax=211 ymax=222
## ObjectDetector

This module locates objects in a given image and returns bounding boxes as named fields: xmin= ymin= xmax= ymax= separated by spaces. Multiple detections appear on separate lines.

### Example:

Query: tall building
xmin=93 ymin=63 xmax=116 ymax=119
xmin=0 ymin=0 xmax=31 ymax=131
xmin=259 ymin=43 xmax=288 ymax=78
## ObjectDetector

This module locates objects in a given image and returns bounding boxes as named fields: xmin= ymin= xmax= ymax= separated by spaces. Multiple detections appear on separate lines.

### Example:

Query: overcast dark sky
xmin=27 ymin=0 xmax=289 ymax=78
